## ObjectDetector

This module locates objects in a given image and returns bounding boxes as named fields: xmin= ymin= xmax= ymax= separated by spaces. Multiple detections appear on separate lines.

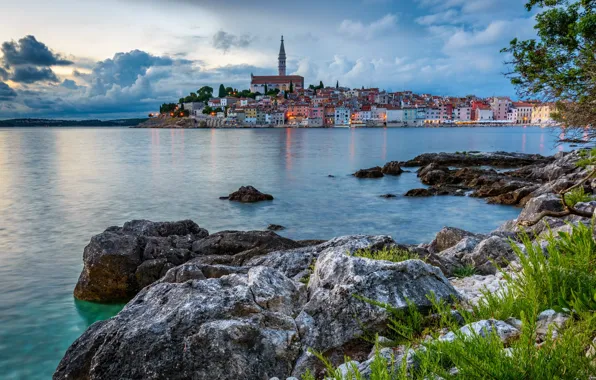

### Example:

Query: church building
xmin=250 ymin=36 xmax=304 ymax=93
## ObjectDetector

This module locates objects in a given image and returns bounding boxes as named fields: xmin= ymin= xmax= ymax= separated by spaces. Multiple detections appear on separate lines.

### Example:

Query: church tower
xmin=278 ymin=35 xmax=286 ymax=76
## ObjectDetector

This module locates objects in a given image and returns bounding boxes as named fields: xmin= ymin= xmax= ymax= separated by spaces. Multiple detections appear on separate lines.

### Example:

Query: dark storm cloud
xmin=89 ymin=49 xmax=176 ymax=95
xmin=212 ymin=31 xmax=254 ymax=52
xmin=61 ymin=79 xmax=80 ymax=90
xmin=0 ymin=67 xmax=7 ymax=80
xmin=0 ymin=81 xmax=17 ymax=100
xmin=10 ymin=66 xmax=59 ymax=83
xmin=1 ymin=35 xmax=73 ymax=67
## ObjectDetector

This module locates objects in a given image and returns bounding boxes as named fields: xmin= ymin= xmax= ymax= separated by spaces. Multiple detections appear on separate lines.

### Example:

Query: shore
xmin=134 ymin=116 xmax=554 ymax=129
xmin=53 ymin=148 xmax=596 ymax=379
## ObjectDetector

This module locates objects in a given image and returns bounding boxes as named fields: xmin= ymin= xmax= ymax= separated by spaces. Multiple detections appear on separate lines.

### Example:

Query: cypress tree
xmin=218 ymin=84 xmax=226 ymax=98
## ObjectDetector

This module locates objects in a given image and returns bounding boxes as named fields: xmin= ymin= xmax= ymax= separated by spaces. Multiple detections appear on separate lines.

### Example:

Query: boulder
xmin=73 ymin=220 xmax=208 ymax=302
xmin=381 ymin=161 xmax=404 ymax=176
xmin=267 ymin=224 xmax=286 ymax=231
xmin=462 ymin=236 xmax=516 ymax=275
xmin=401 ymin=151 xmax=550 ymax=168
xmin=353 ymin=166 xmax=384 ymax=178
xmin=404 ymin=188 xmax=433 ymax=197
xmin=191 ymin=230 xmax=302 ymax=265
xmin=292 ymin=249 xmax=459 ymax=375
xmin=434 ymin=237 xmax=482 ymax=276
xmin=227 ymin=185 xmax=274 ymax=202
xmin=429 ymin=227 xmax=483 ymax=254
xmin=536 ymin=309 xmax=570 ymax=341
xmin=517 ymin=193 xmax=564 ymax=224
xmin=55 ymin=267 xmax=305 ymax=380
xmin=379 ymin=193 xmax=397 ymax=198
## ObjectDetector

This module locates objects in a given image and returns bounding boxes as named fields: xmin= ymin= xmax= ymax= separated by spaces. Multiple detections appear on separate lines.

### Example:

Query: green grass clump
xmin=309 ymin=222 xmax=596 ymax=379
xmin=563 ymin=187 xmax=594 ymax=207
xmin=354 ymin=246 xmax=420 ymax=263
xmin=452 ymin=265 xmax=477 ymax=278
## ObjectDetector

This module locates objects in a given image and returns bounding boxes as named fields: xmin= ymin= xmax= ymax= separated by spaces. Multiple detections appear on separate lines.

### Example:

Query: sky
xmin=0 ymin=0 xmax=539 ymax=119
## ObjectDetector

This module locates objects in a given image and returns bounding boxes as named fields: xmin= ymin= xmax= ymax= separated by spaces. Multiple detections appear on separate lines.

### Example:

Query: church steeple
xmin=278 ymin=35 xmax=286 ymax=76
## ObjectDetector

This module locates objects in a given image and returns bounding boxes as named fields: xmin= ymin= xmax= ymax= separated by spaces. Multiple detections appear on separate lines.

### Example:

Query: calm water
xmin=0 ymin=126 xmax=565 ymax=379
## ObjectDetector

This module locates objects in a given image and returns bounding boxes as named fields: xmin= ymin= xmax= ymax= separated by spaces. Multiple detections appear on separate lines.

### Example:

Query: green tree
xmin=319 ymin=80 xmax=324 ymax=89
xmin=264 ymin=84 xmax=268 ymax=94
xmin=289 ymin=81 xmax=294 ymax=93
xmin=218 ymin=84 xmax=226 ymax=98
xmin=336 ymin=80 xmax=339 ymax=89
xmin=502 ymin=0 xmax=596 ymax=137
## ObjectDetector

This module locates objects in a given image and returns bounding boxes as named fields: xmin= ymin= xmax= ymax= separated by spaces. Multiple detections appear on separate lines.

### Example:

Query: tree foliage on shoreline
xmin=502 ymin=0 xmax=596 ymax=137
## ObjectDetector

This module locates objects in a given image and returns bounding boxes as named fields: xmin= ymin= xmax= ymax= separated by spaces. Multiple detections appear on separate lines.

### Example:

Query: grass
xmin=307 ymin=222 xmax=596 ymax=379
xmin=452 ymin=264 xmax=477 ymax=278
xmin=563 ymin=187 xmax=594 ymax=207
xmin=354 ymin=246 xmax=420 ymax=263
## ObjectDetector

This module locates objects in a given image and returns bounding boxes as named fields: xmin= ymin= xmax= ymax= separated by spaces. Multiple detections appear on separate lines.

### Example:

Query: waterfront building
xmin=532 ymin=103 xmax=555 ymax=124
xmin=454 ymin=106 xmax=471 ymax=121
xmin=335 ymin=106 xmax=351 ymax=126
xmin=324 ymin=105 xmax=336 ymax=126
xmin=511 ymin=102 xmax=534 ymax=124
xmin=250 ymin=36 xmax=305 ymax=93
xmin=386 ymin=105 xmax=404 ymax=123
xmin=476 ymin=105 xmax=494 ymax=121
xmin=490 ymin=97 xmax=512 ymax=120
xmin=438 ymin=104 xmax=453 ymax=121
xmin=309 ymin=106 xmax=324 ymax=119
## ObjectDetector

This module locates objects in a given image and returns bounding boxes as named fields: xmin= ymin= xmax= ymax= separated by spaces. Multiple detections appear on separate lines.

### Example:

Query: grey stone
xmin=462 ymin=236 xmax=516 ymax=275
xmin=440 ymin=319 xmax=520 ymax=344
xmin=429 ymin=227 xmax=483 ymax=254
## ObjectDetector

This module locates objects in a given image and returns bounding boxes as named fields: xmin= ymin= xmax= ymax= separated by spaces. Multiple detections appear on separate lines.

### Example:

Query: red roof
xmin=251 ymin=75 xmax=304 ymax=85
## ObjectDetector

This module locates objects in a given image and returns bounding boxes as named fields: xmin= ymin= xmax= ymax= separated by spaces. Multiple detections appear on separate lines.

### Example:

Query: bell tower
xmin=278 ymin=35 xmax=286 ymax=76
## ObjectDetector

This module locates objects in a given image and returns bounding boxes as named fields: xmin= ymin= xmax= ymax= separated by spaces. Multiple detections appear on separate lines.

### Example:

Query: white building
xmin=425 ymin=108 xmax=440 ymax=123
xmin=476 ymin=107 xmax=494 ymax=121
xmin=334 ymin=106 xmax=351 ymax=126
xmin=454 ymin=107 xmax=472 ymax=121
xmin=511 ymin=102 xmax=534 ymax=124
xmin=386 ymin=107 xmax=404 ymax=122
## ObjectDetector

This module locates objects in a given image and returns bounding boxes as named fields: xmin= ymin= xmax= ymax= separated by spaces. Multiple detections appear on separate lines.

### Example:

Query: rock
xmin=267 ymin=224 xmax=286 ymax=231
xmin=73 ymin=220 xmax=208 ymax=302
xmin=421 ymin=170 xmax=449 ymax=185
xmin=246 ymin=235 xmax=396 ymax=281
xmin=379 ymin=193 xmax=397 ymax=198
xmin=429 ymin=227 xmax=483 ymax=254
xmin=435 ymin=237 xmax=482 ymax=276
xmin=55 ymin=267 xmax=304 ymax=380
xmin=358 ymin=347 xmax=416 ymax=378
xmin=451 ymin=272 xmax=509 ymax=306
xmin=517 ymin=193 xmax=564 ymax=224
xmin=462 ymin=236 xmax=516 ymax=275
xmin=404 ymin=188 xmax=433 ymax=197
xmin=337 ymin=361 xmax=361 ymax=377
xmin=218 ymin=196 xmax=229 ymax=200
xmin=191 ymin=230 xmax=301 ymax=265
xmin=227 ymin=185 xmax=274 ymax=202
xmin=381 ymin=161 xmax=404 ymax=175
xmin=292 ymin=249 xmax=459 ymax=375
xmin=504 ymin=317 xmax=523 ymax=330
xmin=440 ymin=319 xmax=520 ymax=344
xmin=401 ymin=151 xmax=550 ymax=168
xmin=536 ymin=309 xmax=570 ymax=341
xmin=160 ymin=262 xmax=250 ymax=283
xmin=328 ymin=175 xmax=335 ymax=178
xmin=353 ymin=166 xmax=384 ymax=178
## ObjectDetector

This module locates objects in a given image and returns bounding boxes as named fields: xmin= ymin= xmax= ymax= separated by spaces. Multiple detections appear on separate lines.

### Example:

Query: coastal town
xmin=149 ymin=36 xmax=558 ymax=128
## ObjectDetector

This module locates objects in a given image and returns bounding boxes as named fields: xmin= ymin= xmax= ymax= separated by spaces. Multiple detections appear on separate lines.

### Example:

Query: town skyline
xmin=0 ymin=0 xmax=539 ymax=119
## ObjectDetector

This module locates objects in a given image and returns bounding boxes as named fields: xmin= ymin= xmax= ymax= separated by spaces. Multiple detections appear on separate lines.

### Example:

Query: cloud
xmin=211 ymin=31 xmax=254 ymax=53
xmin=415 ymin=9 xmax=459 ymax=25
xmin=1 ymin=35 xmax=73 ymax=67
xmin=10 ymin=66 xmax=59 ymax=83
xmin=0 ymin=82 xmax=17 ymax=100
xmin=338 ymin=14 xmax=398 ymax=40
xmin=61 ymin=79 xmax=80 ymax=90
xmin=0 ymin=67 xmax=7 ymax=80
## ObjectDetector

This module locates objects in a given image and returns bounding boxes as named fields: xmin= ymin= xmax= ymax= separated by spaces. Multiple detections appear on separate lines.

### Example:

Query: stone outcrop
xmin=353 ymin=166 xmax=384 ymax=178
xmin=57 ymin=234 xmax=459 ymax=379
xmin=381 ymin=161 xmax=404 ymax=175
xmin=227 ymin=185 xmax=274 ymax=202
xmin=73 ymin=220 xmax=208 ymax=302
xmin=400 ymin=151 xmax=551 ymax=168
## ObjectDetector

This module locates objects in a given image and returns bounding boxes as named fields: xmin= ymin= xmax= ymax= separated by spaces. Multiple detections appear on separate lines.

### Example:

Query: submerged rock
xmin=379 ymin=193 xmax=397 ymax=198
xmin=267 ymin=224 xmax=286 ymax=231
xmin=381 ymin=161 xmax=404 ymax=176
xmin=353 ymin=166 xmax=384 ymax=178
xmin=401 ymin=151 xmax=550 ymax=168
xmin=227 ymin=185 xmax=274 ymax=202
xmin=404 ymin=188 xmax=433 ymax=197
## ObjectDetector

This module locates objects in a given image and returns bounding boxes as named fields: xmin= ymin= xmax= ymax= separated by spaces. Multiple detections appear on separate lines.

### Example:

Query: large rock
xmin=74 ymin=220 xmax=208 ymax=302
xmin=191 ymin=230 xmax=302 ymax=265
xmin=401 ymin=151 xmax=550 ymax=168
xmin=434 ymin=237 xmax=482 ymax=276
xmin=353 ymin=166 xmax=384 ymax=178
xmin=429 ymin=227 xmax=483 ymax=254
xmin=517 ymin=193 xmax=564 ymax=224
xmin=440 ymin=319 xmax=520 ymax=344
xmin=227 ymin=185 xmax=274 ymax=202
xmin=292 ymin=249 xmax=459 ymax=375
xmin=55 ymin=267 xmax=305 ymax=380
xmin=381 ymin=161 xmax=404 ymax=176
xmin=462 ymin=236 xmax=517 ymax=275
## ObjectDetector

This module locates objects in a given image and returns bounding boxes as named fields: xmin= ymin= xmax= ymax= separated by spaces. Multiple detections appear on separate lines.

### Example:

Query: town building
xmin=250 ymin=36 xmax=304 ymax=93
xmin=511 ymin=102 xmax=534 ymax=124
xmin=335 ymin=106 xmax=351 ymax=126
xmin=532 ymin=103 xmax=555 ymax=124
xmin=490 ymin=97 xmax=512 ymax=120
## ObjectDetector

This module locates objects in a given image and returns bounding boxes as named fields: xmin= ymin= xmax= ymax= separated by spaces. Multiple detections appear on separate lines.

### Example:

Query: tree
xmin=289 ymin=81 xmax=294 ymax=93
xmin=336 ymin=80 xmax=339 ymax=89
xmin=319 ymin=81 xmax=324 ymax=89
xmin=284 ymin=91 xmax=288 ymax=99
xmin=218 ymin=84 xmax=226 ymax=98
xmin=264 ymin=85 xmax=268 ymax=94
xmin=502 ymin=0 xmax=596 ymax=139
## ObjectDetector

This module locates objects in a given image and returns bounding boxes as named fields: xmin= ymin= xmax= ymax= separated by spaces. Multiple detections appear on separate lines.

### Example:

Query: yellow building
xmin=532 ymin=103 xmax=556 ymax=124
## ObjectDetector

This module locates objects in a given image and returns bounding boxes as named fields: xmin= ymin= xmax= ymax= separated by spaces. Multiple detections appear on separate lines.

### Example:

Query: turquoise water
xmin=0 ymin=126 xmax=566 ymax=379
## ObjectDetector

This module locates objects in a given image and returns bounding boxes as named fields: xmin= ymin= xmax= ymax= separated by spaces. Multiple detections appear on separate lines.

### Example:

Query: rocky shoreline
xmin=54 ymin=149 xmax=595 ymax=379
